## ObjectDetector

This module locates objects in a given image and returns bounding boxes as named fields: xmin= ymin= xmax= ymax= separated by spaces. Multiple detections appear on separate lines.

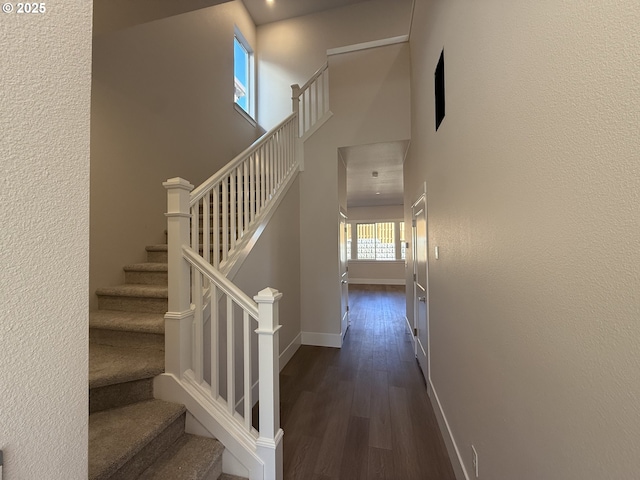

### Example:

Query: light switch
xmin=435 ymin=246 xmax=440 ymax=260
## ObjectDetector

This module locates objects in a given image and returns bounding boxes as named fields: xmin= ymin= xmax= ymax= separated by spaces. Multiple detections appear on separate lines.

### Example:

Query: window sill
xmin=234 ymin=103 xmax=257 ymax=128
xmin=348 ymin=259 xmax=405 ymax=264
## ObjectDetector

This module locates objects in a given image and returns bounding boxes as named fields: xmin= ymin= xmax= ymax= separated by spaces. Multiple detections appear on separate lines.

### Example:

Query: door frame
xmin=411 ymin=183 xmax=430 ymax=385
xmin=339 ymin=208 xmax=350 ymax=344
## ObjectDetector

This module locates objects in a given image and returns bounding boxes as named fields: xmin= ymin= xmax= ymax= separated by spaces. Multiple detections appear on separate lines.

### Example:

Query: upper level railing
xmin=292 ymin=62 xmax=329 ymax=137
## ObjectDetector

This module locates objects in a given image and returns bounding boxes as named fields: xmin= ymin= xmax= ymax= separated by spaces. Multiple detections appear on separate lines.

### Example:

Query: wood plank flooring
xmin=280 ymin=285 xmax=456 ymax=479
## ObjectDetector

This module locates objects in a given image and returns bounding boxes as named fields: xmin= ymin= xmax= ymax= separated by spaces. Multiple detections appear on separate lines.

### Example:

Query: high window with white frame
xmin=234 ymin=29 xmax=254 ymax=118
xmin=346 ymin=220 xmax=406 ymax=261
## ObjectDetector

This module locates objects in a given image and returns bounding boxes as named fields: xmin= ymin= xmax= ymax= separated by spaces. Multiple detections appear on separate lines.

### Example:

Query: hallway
xmin=280 ymin=285 xmax=456 ymax=479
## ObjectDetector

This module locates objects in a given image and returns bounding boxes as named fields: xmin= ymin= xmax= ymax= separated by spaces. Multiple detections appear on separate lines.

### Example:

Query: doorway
xmin=412 ymin=186 xmax=429 ymax=383
xmin=339 ymin=209 xmax=350 ymax=342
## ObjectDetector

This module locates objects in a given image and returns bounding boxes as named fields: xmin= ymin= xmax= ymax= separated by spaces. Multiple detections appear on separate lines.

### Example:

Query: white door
xmin=412 ymin=192 xmax=429 ymax=380
xmin=339 ymin=211 xmax=350 ymax=341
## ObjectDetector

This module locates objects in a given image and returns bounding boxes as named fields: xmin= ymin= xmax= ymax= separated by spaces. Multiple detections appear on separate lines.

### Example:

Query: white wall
xmin=232 ymin=177 xmax=302 ymax=364
xmin=300 ymin=43 xmax=411 ymax=343
xmin=91 ymin=1 xmax=261 ymax=309
xmin=406 ymin=1 xmax=640 ymax=479
xmin=348 ymin=205 xmax=405 ymax=285
xmin=0 ymin=2 xmax=92 ymax=477
xmin=256 ymin=0 xmax=412 ymax=129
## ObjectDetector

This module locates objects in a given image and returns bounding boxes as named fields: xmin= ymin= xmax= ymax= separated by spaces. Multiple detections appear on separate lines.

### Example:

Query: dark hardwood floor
xmin=279 ymin=284 xmax=456 ymax=479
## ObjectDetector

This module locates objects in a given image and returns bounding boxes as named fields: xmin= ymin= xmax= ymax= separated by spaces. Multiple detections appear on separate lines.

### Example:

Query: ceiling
xmin=340 ymin=141 xmax=409 ymax=208
xmin=242 ymin=0 xmax=371 ymax=25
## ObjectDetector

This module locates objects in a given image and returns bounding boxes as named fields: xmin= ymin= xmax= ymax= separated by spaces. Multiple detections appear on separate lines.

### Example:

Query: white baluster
xmin=250 ymin=154 xmax=256 ymax=223
xmin=230 ymin=170 xmax=236 ymax=250
xmin=203 ymin=194 xmax=210 ymax=265
xmin=227 ymin=296 xmax=235 ymax=416
xmin=324 ymin=67 xmax=330 ymax=116
xmin=211 ymin=284 xmax=219 ymax=399
xmin=194 ymin=271 xmax=203 ymax=383
xmin=213 ymin=184 xmax=220 ymax=269
xmin=243 ymin=310 xmax=252 ymax=431
xmin=314 ymin=80 xmax=319 ymax=125
xmin=222 ymin=178 xmax=228 ymax=262
xmin=243 ymin=160 xmax=249 ymax=236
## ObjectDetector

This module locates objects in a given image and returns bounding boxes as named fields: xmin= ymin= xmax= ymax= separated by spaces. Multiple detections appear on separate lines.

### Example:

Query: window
xmin=346 ymin=220 xmax=405 ymax=261
xmin=234 ymin=30 xmax=254 ymax=117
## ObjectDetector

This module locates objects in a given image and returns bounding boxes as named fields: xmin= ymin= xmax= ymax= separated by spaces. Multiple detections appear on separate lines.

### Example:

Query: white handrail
xmin=189 ymin=114 xmax=299 ymax=273
xmin=191 ymin=113 xmax=297 ymax=204
xmin=298 ymin=61 xmax=328 ymax=94
xmin=182 ymin=246 xmax=258 ymax=319
xmin=292 ymin=63 xmax=330 ymax=137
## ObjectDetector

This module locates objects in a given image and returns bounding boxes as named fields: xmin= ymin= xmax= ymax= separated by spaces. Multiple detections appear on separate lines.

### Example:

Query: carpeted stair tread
xmin=89 ymin=399 xmax=186 ymax=480
xmin=138 ymin=434 xmax=224 ymax=480
xmin=219 ymin=474 xmax=249 ymax=480
xmin=95 ymin=284 xmax=168 ymax=298
xmin=89 ymin=343 xmax=164 ymax=389
xmin=123 ymin=262 xmax=168 ymax=272
xmin=90 ymin=310 xmax=165 ymax=335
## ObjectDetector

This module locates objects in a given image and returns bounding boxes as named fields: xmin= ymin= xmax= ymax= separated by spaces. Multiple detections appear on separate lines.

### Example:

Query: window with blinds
xmin=343 ymin=220 xmax=405 ymax=261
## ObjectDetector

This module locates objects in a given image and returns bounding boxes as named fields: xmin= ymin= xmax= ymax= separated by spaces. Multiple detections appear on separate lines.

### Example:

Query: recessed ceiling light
xmin=266 ymin=0 xmax=274 ymax=5
xmin=376 ymin=192 xmax=381 ymax=195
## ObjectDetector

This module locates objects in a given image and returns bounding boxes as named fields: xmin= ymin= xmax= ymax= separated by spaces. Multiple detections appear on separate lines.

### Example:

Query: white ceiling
xmin=242 ymin=0 xmax=370 ymax=25
xmin=340 ymin=141 xmax=409 ymax=208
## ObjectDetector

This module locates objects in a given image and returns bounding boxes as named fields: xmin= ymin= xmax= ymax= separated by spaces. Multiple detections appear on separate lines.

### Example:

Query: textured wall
xmin=406 ymin=1 xmax=640 ymax=478
xmin=256 ymin=0 xmax=412 ymax=130
xmin=91 ymin=1 xmax=260 ymax=309
xmin=0 ymin=2 xmax=92 ymax=477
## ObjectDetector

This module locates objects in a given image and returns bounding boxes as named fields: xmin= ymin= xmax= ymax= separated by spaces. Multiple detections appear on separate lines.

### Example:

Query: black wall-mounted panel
xmin=435 ymin=50 xmax=445 ymax=131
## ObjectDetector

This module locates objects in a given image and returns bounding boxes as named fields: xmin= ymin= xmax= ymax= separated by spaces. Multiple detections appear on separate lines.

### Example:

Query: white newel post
xmin=254 ymin=287 xmax=284 ymax=480
xmin=163 ymin=177 xmax=194 ymax=379
xmin=291 ymin=84 xmax=300 ymax=115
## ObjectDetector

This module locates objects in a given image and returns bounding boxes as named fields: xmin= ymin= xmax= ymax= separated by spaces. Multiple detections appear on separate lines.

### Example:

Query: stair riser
xmin=90 ymin=328 xmax=164 ymax=350
xmin=108 ymin=413 xmax=186 ymax=480
xmin=124 ymin=270 xmax=168 ymax=286
xmin=147 ymin=250 xmax=168 ymax=263
xmin=98 ymin=295 xmax=167 ymax=314
xmin=90 ymin=378 xmax=154 ymax=414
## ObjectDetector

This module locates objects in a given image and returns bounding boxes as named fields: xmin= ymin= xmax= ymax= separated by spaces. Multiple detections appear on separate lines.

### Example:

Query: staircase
xmin=89 ymin=244 xmax=245 ymax=480
xmin=88 ymin=63 xmax=330 ymax=480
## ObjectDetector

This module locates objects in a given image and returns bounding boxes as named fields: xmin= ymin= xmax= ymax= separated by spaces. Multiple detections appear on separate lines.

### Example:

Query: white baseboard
xmin=279 ymin=332 xmax=302 ymax=371
xmin=301 ymin=331 xmax=342 ymax=348
xmin=428 ymin=379 xmax=470 ymax=480
xmin=349 ymin=278 xmax=406 ymax=286
xmin=403 ymin=316 xmax=416 ymax=348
